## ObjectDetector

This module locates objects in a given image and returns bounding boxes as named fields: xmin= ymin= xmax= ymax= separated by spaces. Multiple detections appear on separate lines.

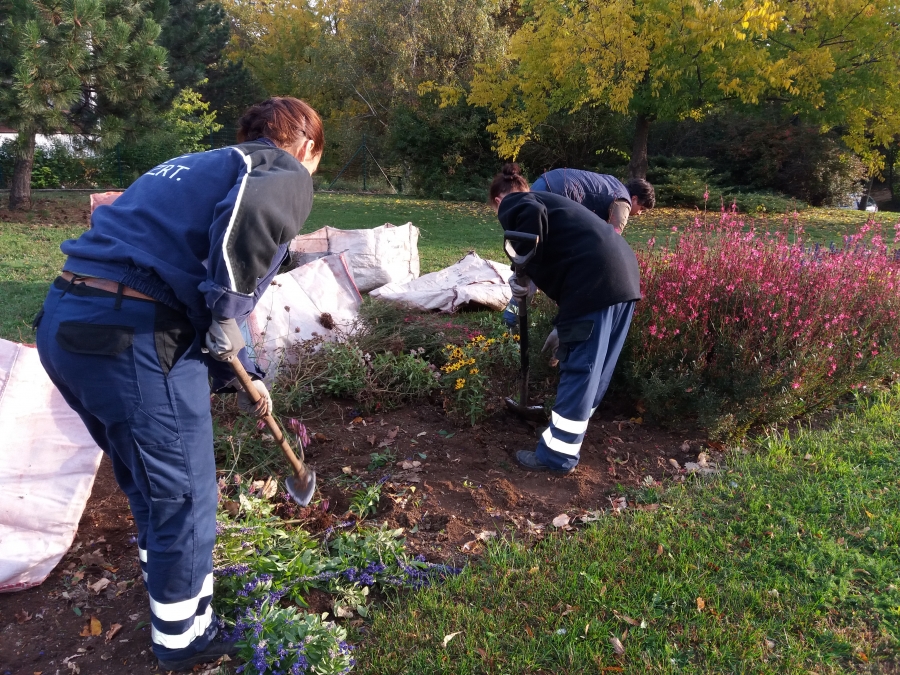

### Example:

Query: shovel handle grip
xmin=228 ymin=357 xmax=307 ymax=474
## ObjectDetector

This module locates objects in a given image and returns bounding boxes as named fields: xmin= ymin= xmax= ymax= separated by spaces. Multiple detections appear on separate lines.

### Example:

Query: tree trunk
xmin=9 ymin=131 xmax=36 ymax=211
xmin=627 ymin=113 xmax=651 ymax=181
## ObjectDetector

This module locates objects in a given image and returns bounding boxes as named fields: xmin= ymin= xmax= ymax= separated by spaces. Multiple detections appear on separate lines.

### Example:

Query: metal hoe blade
xmin=228 ymin=357 xmax=317 ymax=506
xmin=285 ymin=472 xmax=317 ymax=507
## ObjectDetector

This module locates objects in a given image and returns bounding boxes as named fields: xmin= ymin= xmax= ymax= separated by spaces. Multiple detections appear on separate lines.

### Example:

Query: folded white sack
xmin=369 ymin=251 xmax=512 ymax=312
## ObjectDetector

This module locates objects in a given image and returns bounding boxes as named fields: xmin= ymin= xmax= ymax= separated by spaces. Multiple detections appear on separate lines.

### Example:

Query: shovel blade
xmin=284 ymin=471 xmax=317 ymax=506
xmin=504 ymin=396 xmax=546 ymax=420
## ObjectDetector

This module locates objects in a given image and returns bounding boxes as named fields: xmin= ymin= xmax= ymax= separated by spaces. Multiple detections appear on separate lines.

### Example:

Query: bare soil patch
xmin=0 ymin=396 xmax=709 ymax=675
xmin=0 ymin=196 xmax=92 ymax=227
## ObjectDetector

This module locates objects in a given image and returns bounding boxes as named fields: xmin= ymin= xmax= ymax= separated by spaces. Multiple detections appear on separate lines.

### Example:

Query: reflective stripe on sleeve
xmin=138 ymin=548 xmax=148 ymax=563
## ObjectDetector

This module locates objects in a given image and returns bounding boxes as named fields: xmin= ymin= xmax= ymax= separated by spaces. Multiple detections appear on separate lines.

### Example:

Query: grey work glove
xmin=541 ymin=328 xmax=559 ymax=355
xmin=237 ymin=379 xmax=272 ymax=418
xmin=542 ymin=328 xmax=560 ymax=366
xmin=204 ymin=317 xmax=245 ymax=362
xmin=508 ymin=273 xmax=530 ymax=301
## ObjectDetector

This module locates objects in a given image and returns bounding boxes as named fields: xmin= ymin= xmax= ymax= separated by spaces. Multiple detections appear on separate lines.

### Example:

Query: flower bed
xmin=622 ymin=210 xmax=900 ymax=439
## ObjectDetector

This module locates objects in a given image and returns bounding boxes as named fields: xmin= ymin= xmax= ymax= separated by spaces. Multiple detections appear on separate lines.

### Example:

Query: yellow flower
xmin=469 ymin=368 xmax=479 ymax=375
xmin=454 ymin=378 xmax=465 ymax=390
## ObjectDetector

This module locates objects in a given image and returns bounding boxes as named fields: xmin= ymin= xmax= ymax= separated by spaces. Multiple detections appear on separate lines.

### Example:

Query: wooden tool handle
xmin=228 ymin=357 xmax=307 ymax=473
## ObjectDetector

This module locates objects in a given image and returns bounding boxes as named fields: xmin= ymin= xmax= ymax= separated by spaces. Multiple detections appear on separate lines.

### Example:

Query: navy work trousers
xmin=36 ymin=279 xmax=218 ymax=661
xmin=535 ymin=301 xmax=635 ymax=472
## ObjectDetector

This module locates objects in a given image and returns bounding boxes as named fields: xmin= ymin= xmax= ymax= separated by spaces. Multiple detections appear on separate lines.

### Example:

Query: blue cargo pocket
xmin=136 ymin=440 xmax=192 ymax=499
xmin=555 ymin=319 xmax=595 ymax=369
xmin=55 ymin=322 xmax=142 ymax=422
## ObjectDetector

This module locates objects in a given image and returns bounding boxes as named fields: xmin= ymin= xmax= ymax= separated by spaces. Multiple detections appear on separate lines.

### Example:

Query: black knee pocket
xmin=555 ymin=319 xmax=594 ymax=363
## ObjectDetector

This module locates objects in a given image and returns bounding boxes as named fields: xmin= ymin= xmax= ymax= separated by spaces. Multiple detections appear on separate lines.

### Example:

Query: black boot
xmin=158 ymin=639 xmax=239 ymax=672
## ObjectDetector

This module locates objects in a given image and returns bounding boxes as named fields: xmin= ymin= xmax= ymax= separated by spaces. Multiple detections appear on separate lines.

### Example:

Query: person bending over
xmin=531 ymin=168 xmax=655 ymax=235
xmin=491 ymin=163 xmax=641 ymax=474
xmin=35 ymin=97 xmax=323 ymax=672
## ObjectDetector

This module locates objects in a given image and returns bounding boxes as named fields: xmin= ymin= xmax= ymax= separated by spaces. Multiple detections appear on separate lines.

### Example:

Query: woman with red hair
xmin=35 ymin=97 xmax=323 ymax=671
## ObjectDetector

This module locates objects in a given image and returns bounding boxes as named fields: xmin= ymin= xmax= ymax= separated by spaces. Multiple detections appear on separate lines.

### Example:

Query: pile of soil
xmin=0 ymin=397 xmax=713 ymax=675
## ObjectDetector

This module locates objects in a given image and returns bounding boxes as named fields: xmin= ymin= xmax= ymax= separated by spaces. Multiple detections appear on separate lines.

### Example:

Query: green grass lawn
xmin=359 ymin=389 xmax=900 ymax=674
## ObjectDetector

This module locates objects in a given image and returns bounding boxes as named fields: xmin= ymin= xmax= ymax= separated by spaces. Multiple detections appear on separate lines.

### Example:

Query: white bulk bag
xmin=0 ymin=340 xmax=104 ymax=593
xmin=246 ymin=253 xmax=363 ymax=374
xmin=290 ymin=223 xmax=420 ymax=293
xmin=369 ymin=251 xmax=512 ymax=312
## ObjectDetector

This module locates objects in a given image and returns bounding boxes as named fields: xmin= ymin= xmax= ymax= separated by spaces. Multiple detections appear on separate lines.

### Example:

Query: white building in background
xmin=0 ymin=125 xmax=81 ymax=149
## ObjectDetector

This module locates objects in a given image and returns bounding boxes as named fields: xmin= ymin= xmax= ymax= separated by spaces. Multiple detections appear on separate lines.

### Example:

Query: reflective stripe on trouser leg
xmin=535 ymin=301 xmax=636 ymax=472
xmin=34 ymin=285 xmax=218 ymax=661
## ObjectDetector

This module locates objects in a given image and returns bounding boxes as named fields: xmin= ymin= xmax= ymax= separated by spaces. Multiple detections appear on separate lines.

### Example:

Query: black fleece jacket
xmin=498 ymin=191 xmax=641 ymax=323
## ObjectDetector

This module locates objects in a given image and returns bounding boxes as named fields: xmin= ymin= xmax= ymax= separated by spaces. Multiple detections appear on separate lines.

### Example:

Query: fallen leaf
xmin=552 ymin=514 xmax=571 ymax=528
xmin=679 ymin=441 xmax=691 ymax=452
xmin=79 ymin=550 xmax=107 ymax=568
xmin=668 ymin=458 xmax=681 ymax=470
xmin=610 ymin=635 xmax=625 ymax=655
xmin=764 ymin=638 xmax=775 ymax=650
xmin=223 ymin=500 xmax=240 ymax=517
xmin=803 ymin=453 xmax=813 ymax=461
xmin=334 ymin=605 xmax=354 ymax=619
xmin=351 ymin=416 xmax=363 ymax=424
xmin=105 ymin=624 xmax=122 ymax=642
xmin=386 ymin=426 xmax=399 ymax=440
xmin=696 ymin=597 xmax=706 ymax=612
xmin=71 ymin=570 xmax=85 ymax=584
xmin=15 ymin=610 xmax=32 ymax=624
xmin=610 ymin=496 xmax=627 ymax=512
xmin=314 ymin=433 xmax=330 ymax=443
xmin=261 ymin=476 xmax=278 ymax=500
xmin=635 ymin=401 xmax=646 ymax=414
xmin=614 ymin=611 xmax=639 ymax=626
xmin=629 ymin=417 xmax=643 ymax=425
xmin=524 ymin=626 xmax=534 ymax=637
xmin=697 ymin=452 xmax=710 ymax=467
xmin=89 ymin=578 xmax=111 ymax=594
xmin=656 ymin=544 xmax=664 ymax=556
xmin=634 ymin=503 xmax=659 ymax=511
xmin=442 ymin=631 xmax=462 ymax=647
xmin=475 ymin=530 xmax=496 ymax=541
xmin=128 ymin=613 xmax=140 ymax=621
xmin=857 ymin=652 xmax=869 ymax=663
xmin=865 ymin=510 xmax=874 ymax=519
xmin=416 ymin=431 xmax=427 ymax=437
xmin=366 ymin=435 xmax=376 ymax=447
xmin=90 ymin=616 xmax=102 ymax=635
xmin=460 ymin=539 xmax=482 ymax=553
xmin=341 ymin=466 xmax=353 ymax=475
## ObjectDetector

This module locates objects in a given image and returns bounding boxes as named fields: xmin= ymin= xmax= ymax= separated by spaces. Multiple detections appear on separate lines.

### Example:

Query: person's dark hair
xmin=625 ymin=178 xmax=655 ymax=209
xmin=489 ymin=163 xmax=530 ymax=202
xmin=238 ymin=97 xmax=324 ymax=157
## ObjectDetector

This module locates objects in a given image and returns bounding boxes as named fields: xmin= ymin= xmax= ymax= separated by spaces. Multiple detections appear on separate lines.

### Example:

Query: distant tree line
xmin=2 ymin=0 xmax=898 ymax=209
